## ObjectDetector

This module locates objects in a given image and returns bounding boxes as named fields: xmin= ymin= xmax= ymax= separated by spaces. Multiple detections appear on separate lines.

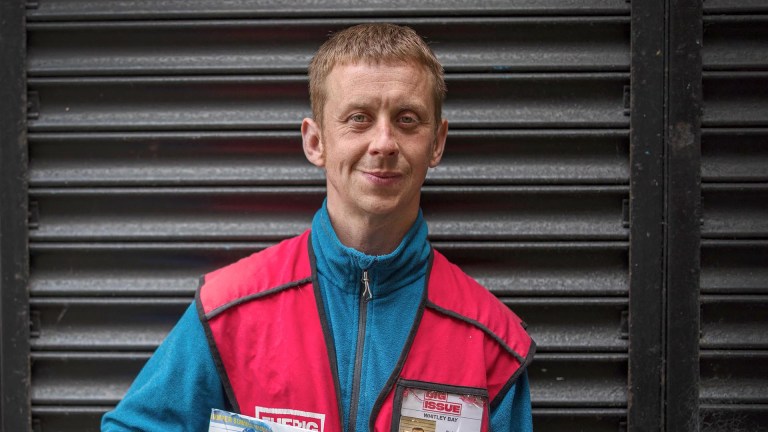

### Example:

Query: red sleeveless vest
xmin=197 ymin=231 xmax=534 ymax=432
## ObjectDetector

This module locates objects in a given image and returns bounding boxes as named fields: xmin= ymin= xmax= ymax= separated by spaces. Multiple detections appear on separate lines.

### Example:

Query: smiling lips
xmin=362 ymin=170 xmax=403 ymax=185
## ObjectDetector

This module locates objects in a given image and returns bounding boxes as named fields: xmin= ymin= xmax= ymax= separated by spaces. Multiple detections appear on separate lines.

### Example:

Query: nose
xmin=369 ymin=119 xmax=399 ymax=157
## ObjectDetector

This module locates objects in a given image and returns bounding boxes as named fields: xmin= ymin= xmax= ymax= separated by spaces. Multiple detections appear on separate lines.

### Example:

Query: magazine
xmin=208 ymin=409 xmax=313 ymax=432
xmin=396 ymin=387 xmax=485 ymax=432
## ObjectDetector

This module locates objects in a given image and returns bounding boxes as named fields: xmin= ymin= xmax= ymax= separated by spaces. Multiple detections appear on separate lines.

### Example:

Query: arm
xmin=490 ymin=370 xmax=533 ymax=432
xmin=101 ymin=303 xmax=229 ymax=432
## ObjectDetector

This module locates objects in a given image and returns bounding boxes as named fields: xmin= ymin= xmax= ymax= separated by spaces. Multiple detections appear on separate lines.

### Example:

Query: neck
xmin=326 ymin=205 xmax=417 ymax=256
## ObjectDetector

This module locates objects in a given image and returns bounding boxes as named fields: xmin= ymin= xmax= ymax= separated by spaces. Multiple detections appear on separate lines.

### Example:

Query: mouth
xmin=362 ymin=170 xmax=403 ymax=185
xmin=366 ymin=171 xmax=400 ymax=179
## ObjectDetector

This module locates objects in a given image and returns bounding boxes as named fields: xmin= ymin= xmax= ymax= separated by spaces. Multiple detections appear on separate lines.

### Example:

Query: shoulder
xmin=427 ymin=249 xmax=534 ymax=363
xmin=101 ymin=304 xmax=227 ymax=431
xmin=198 ymin=230 xmax=313 ymax=314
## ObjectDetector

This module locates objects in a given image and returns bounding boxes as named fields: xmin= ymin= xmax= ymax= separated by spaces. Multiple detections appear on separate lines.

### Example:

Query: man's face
xmin=302 ymin=61 xmax=447 ymax=222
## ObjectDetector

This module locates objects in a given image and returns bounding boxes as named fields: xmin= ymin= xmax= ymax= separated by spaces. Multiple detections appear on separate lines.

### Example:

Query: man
xmin=102 ymin=23 xmax=534 ymax=432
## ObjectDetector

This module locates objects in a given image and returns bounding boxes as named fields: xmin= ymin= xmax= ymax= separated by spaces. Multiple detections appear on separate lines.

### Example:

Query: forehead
xmin=323 ymin=61 xmax=433 ymax=106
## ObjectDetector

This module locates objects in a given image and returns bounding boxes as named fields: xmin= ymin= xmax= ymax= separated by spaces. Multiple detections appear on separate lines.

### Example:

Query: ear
xmin=302 ymin=118 xmax=325 ymax=168
xmin=429 ymin=119 xmax=448 ymax=168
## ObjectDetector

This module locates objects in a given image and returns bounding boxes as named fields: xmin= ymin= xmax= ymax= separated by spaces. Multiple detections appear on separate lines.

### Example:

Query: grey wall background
xmin=1 ymin=0 xmax=767 ymax=431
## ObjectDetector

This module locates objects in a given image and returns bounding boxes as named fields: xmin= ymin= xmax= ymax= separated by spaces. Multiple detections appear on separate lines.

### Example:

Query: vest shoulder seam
xmin=490 ymin=341 xmax=536 ymax=409
xmin=205 ymin=276 xmax=312 ymax=320
xmin=425 ymin=300 xmax=527 ymax=365
xmin=194 ymin=285 xmax=240 ymax=413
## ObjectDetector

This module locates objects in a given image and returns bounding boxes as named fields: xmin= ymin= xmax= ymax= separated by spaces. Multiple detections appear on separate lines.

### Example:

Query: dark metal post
xmin=665 ymin=0 xmax=702 ymax=430
xmin=628 ymin=0 xmax=666 ymax=430
xmin=0 ymin=0 xmax=31 ymax=431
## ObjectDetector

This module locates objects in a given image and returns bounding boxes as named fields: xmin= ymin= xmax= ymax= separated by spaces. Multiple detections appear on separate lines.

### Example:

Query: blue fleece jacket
xmin=102 ymin=204 xmax=532 ymax=432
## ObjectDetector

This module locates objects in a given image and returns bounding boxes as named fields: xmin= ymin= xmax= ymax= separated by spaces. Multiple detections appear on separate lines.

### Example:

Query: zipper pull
xmin=361 ymin=270 xmax=372 ymax=301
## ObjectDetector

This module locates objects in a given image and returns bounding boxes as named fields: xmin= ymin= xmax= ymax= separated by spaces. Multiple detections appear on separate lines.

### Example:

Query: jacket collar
xmin=310 ymin=200 xmax=431 ymax=298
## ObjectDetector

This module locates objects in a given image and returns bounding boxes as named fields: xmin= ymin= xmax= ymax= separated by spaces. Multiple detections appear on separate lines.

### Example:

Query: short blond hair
xmin=308 ymin=23 xmax=446 ymax=126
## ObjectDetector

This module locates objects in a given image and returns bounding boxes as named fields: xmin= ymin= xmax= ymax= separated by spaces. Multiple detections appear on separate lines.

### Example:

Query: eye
xmin=349 ymin=113 xmax=369 ymax=123
xmin=397 ymin=114 xmax=420 ymax=127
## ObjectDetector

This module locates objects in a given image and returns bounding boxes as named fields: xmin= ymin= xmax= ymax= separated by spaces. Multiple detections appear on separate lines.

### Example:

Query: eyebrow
xmin=344 ymin=101 xmax=374 ymax=111
xmin=397 ymin=103 xmax=429 ymax=115
xmin=334 ymin=99 xmax=430 ymax=119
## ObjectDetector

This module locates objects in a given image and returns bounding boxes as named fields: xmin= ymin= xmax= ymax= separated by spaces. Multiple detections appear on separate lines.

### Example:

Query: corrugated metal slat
xmin=700 ymin=351 xmax=768 ymax=405
xmin=528 ymin=353 xmax=627 ymax=407
xmin=30 ymin=407 xmax=631 ymax=432
xmin=700 ymin=240 xmax=768 ymax=295
xmin=28 ymin=130 xmax=630 ymax=187
xmin=702 ymin=129 xmax=768 ymax=183
xmin=27 ymin=73 xmax=630 ymax=132
xmin=504 ymin=298 xmax=627 ymax=352
xmin=28 ymin=297 xmax=627 ymax=353
xmin=701 ymin=184 xmax=768 ymax=239
xmin=30 ymin=352 xmax=628 ymax=407
xmin=27 ymin=18 xmax=630 ymax=76
xmin=30 ymin=242 xmax=628 ymax=297
xmin=703 ymin=15 xmax=768 ymax=71
xmin=28 ymin=186 xmax=629 ymax=242
xmin=703 ymin=72 xmax=768 ymax=127
xmin=436 ymin=242 xmax=628 ymax=296
xmin=704 ymin=1 xmax=768 ymax=14
xmin=32 ymin=406 xmax=110 ymax=432
xmin=30 ymin=298 xmax=188 ymax=351
xmin=700 ymin=295 xmax=768 ymax=350
xmin=700 ymin=404 xmax=768 ymax=432
xmin=532 ymin=408 xmax=626 ymax=432
xmin=27 ymin=0 xmax=630 ymax=21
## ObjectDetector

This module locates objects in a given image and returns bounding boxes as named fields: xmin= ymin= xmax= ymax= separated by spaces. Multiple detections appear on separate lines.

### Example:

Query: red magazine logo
xmin=423 ymin=391 xmax=462 ymax=416
xmin=254 ymin=407 xmax=325 ymax=431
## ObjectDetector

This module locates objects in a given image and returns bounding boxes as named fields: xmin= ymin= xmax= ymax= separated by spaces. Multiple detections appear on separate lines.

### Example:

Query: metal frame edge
xmin=0 ymin=0 xmax=31 ymax=431
xmin=629 ymin=0 xmax=666 ymax=430
xmin=665 ymin=0 xmax=703 ymax=430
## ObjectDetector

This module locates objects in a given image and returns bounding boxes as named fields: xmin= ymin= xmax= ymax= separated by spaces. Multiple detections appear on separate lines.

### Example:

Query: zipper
xmin=361 ymin=270 xmax=372 ymax=301
xmin=347 ymin=270 xmax=372 ymax=432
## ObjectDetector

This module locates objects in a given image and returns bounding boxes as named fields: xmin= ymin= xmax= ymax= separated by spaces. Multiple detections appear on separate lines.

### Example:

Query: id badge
xmin=393 ymin=380 xmax=487 ymax=432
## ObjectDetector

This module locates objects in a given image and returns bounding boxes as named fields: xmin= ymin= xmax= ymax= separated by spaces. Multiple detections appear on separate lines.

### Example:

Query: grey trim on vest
xmin=195 ymin=277 xmax=241 ymax=414
xmin=307 ymin=232 xmax=345 ymax=430
xmin=490 ymin=340 xmax=536 ymax=410
xmin=424 ymin=301 xmax=530 ymax=366
xmin=204 ymin=276 xmax=312 ymax=320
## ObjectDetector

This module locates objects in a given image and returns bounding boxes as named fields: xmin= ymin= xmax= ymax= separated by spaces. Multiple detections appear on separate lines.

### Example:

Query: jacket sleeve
xmin=101 ymin=303 xmax=229 ymax=432
xmin=489 ymin=370 xmax=533 ymax=432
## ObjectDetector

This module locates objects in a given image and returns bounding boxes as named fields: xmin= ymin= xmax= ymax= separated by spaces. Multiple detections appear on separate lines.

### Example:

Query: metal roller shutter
xmin=700 ymin=3 xmax=768 ymax=430
xmin=3 ymin=0 xmax=761 ymax=431
xmin=24 ymin=2 xmax=631 ymax=431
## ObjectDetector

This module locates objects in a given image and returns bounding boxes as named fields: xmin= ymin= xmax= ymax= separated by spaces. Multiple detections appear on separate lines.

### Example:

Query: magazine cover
xmin=396 ymin=387 xmax=486 ymax=432
xmin=208 ymin=409 xmax=313 ymax=432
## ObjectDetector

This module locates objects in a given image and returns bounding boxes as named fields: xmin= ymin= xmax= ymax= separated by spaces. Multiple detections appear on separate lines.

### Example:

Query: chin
xmin=359 ymin=199 xmax=415 ymax=219
xmin=360 ymin=204 xmax=397 ymax=217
